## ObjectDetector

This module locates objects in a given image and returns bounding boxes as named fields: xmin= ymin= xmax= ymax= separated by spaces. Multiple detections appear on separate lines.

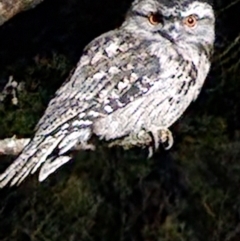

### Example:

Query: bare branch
xmin=0 ymin=135 xmax=153 ymax=156
xmin=0 ymin=0 xmax=45 ymax=26
xmin=217 ymin=0 xmax=240 ymax=16
xmin=219 ymin=34 xmax=240 ymax=61
xmin=224 ymin=223 xmax=240 ymax=241
xmin=0 ymin=136 xmax=30 ymax=156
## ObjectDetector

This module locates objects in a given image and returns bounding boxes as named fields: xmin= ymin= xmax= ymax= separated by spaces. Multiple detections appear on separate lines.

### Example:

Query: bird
xmin=0 ymin=0 xmax=215 ymax=187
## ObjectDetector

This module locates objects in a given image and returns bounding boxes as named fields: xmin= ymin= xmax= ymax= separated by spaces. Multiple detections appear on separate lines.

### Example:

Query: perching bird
xmin=0 ymin=0 xmax=215 ymax=187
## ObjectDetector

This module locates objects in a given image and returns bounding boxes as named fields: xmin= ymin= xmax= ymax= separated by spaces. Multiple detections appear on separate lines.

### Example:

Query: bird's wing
xmin=35 ymin=30 xmax=163 ymax=136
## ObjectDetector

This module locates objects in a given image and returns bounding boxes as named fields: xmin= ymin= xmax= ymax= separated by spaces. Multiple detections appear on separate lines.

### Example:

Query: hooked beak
xmin=158 ymin=30 xmax=175 ymax=43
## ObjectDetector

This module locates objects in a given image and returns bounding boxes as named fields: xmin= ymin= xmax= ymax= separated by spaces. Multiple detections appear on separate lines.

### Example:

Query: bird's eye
xmin=183 ymin=15 xmax=197 ymax=28
xmin=148 ymin=13 xmax=163 ymax=25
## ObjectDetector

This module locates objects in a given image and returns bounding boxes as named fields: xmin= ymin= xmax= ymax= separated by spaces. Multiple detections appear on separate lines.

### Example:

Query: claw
xmin=150 ymin=128 xmax=174 ymax=153
xmin=151 ymin=130 xmax=161 ymax=151
xmin=147 ymin=146 xmax=154 ymax=158
xmin=159 ymin=129 xmax=174 ymax=150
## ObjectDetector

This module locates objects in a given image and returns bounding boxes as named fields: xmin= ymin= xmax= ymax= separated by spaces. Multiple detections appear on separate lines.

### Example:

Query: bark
xmin=0 ymin=0 xmax=44 ymax=26
xmin=0 ymin=136 xmax=30 ymax=155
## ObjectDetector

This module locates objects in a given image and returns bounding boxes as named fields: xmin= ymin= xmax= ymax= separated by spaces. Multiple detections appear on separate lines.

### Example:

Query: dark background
xmin=0 ymin=0 xmax=240 ymax=240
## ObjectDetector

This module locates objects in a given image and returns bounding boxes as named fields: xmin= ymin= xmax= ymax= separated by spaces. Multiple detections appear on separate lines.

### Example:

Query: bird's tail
xmin=38 ymin=155 xmax=72 ymax=182
xmin=0 ymin=128 xmax=92 ymax=188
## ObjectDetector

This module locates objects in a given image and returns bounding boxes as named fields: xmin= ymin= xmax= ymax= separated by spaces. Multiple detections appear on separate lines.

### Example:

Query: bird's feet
xmin=151 ymin=128 xmax=174 ymax=151
xmin=108 ymin=129 xmax=152 ymax=149
xmin=108 ymin=128 xmax=174 ymax=157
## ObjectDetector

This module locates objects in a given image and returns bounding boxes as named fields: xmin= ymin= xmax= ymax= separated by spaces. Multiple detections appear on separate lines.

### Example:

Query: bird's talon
xmin=159 ymin=129 xmax=174 ymax=150
xmin=147 ymin=146 xmax=154 ymax=158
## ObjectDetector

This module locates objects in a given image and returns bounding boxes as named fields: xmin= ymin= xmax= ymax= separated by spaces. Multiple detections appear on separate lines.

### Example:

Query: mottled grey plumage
xmin=0 ymin=0 xmax=215 ymax=187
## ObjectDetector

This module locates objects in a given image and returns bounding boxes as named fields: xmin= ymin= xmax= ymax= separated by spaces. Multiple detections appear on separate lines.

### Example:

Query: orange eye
xmin=184 ymin=15 xmax=197 ymax=27
xmin=148 ymin=13 xmax=163 ymax=25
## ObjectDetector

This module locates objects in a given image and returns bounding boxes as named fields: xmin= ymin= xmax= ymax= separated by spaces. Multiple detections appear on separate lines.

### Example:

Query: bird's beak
xmin=159 ymin=30 xmax=175 ymax=43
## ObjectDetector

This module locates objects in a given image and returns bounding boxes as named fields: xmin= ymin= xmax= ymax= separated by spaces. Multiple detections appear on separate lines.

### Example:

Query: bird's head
xmin=123 ymin=0 xmax=215 ymax=57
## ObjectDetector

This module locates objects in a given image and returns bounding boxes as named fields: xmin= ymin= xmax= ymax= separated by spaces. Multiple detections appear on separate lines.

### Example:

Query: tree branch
xmin=0 ymin=134 xmax=153 ymax=156
xmin=217 ymin=0 xmax=240 ymax=16
xmin=0 ymin=0 xmax=45 ymax=26
xmin=0 ymin=136 xmax=30 ymax=155
xmin=0 ymin=126 xmax=155 ymax=155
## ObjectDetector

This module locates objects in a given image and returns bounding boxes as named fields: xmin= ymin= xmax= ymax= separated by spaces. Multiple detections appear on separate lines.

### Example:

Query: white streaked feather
xmin=10 ymin=135 xmax=65 ymax=186
xmin=58 ymin=131 xmax=83 ymax=155
xmin=39 ymin=156 xmax=72 ymax=182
